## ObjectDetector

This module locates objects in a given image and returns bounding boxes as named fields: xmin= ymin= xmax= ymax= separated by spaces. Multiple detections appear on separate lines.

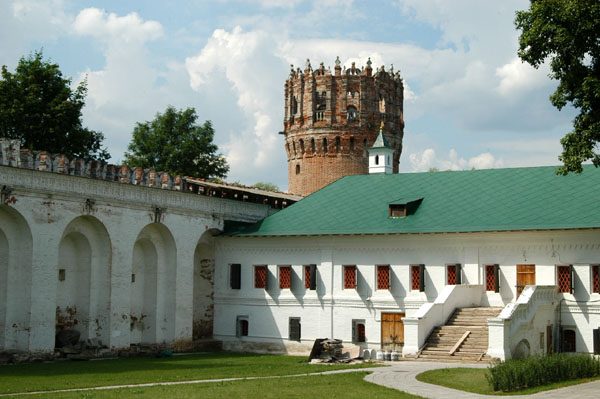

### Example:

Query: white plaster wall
xmin=215 ymin=230 xmax=600 ymax=354
xmin=0 ymin=165 xmax=273 ymax=354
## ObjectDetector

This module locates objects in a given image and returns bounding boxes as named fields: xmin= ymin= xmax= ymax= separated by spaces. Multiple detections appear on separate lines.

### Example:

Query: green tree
xmin=124 ymin=106 xmax=229 ymax=178
xmin=252 ymin=182 xmax=280 ymax=191
xmin=515 ymin=0 xmax=600 ymax=174
xmin=0 ymin=51 xmax=109 ymax=160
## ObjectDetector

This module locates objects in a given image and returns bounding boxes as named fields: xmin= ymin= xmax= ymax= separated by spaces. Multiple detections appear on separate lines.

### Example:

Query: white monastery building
xmin=1 ymin=60 xmax=600 ymax=362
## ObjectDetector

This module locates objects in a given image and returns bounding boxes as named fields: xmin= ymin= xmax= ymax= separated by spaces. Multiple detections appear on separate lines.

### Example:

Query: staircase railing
xmin=402 ymin=284 xmax=484 ymax=357
xmin=487 ymin=285 xmax=557 ymax=361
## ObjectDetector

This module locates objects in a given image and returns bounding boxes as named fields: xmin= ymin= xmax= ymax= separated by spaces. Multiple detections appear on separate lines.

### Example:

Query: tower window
xmin=323 ymin=138 xmax=328 ymax=154
xmin=350 ymin=137 xmax=355 ymax=152
xmin=335 ymin=137 xmax=341 ymax=153
xmin=311 ymin=138 xmax=316 ymax=154
xmin=347 ymin=106 xmax=358 ymax=121
xmin=299 ymin=139 xmax=305 ymax=154
xmin=296 ymin=164 xmax=300 ymax=174
xmin=292 ymin=141 xmax=297 ymax=156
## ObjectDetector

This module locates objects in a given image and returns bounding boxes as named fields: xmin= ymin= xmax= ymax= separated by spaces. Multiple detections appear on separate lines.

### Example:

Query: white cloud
xmin=495 ymin=57 xmax=549 ymax=96
xmin=73 ymin=8 xmax=163 ymax=43
xmin=408 ymin=148 xmax=503 ymax=172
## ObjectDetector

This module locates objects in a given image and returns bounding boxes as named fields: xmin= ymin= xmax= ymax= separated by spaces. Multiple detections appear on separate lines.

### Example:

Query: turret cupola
xmin=368 ymin=122 xmax=394 ymax=174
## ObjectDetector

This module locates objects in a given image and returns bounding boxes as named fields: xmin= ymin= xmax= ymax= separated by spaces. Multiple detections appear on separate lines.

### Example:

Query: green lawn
xmin=416 ymin=367 xmax=600 ymax=395
xmin=6 ymin=372 xmax=422 ymax=399
xmin=0 ymin=352 xmax=379 ymax=395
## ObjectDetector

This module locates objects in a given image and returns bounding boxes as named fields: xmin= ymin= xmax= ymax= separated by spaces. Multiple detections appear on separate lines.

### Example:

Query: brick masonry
xmin=283 ymin=57 xmax=405 ymax=196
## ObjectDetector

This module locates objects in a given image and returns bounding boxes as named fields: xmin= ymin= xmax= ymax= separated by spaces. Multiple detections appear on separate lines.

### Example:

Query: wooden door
xmin=381 ymin=313 xmax=404 ymax=351
xmin=516 ymin=264 xmax=536 ymax=297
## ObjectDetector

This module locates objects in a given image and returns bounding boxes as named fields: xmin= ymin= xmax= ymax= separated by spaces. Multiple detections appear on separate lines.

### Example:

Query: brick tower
xmin=282 ymin=57 xmax=404 ymax=196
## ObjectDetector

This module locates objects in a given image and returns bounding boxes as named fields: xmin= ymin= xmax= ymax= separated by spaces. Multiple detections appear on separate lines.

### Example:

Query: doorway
xmin=516 ymin=264 xmax=536 ymax=297
xmin=381 ymin=313 xmax=404 ymax=351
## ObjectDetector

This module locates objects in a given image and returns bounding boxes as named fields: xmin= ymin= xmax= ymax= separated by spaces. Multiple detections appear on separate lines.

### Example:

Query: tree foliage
xmin=515 ymin=0 xmax=600 ymax=174
xmin=0 ymin=51 xmax=109 ymax=160
xmin=124 ymin=106 xmax=229 ymax=178
xmin=252 ymin=182 xmax=280 ymax=191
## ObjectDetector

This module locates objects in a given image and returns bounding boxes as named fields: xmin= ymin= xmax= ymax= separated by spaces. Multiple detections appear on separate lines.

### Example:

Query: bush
xmin=487 ymin=353 xmax=600 ymax=392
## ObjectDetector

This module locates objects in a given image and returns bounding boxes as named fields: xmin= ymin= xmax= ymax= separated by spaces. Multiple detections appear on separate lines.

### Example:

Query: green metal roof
xmin=225 ymin=165 xmax=600 ymax=237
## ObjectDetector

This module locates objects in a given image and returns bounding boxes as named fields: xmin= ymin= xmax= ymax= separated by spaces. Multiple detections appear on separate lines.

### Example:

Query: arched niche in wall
xmin=56 ymin=216 xmax=112 ymax=346
xmin=130 ymin=223 xmax=177 ymax=346
xmin=193 ymin=229 xmax=219 ymax=341
xmin=0 ymin=205 xmax=33 ymax=351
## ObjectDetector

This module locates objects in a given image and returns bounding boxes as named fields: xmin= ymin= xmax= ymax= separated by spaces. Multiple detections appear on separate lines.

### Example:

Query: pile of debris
xmin=54 ymin=329 xmax=112 ymax=360
xmin=308 ymin=338 xmax=364 ymax=364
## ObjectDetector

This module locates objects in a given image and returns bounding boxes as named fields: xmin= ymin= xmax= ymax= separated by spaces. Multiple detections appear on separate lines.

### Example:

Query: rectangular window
xmin=411 ymin=264 xmax=425 ymax=291
xmin=562 ymin=329 xmax=576 ymax=352
xmin=305 ymin=264 xmax=316 ymax=290
xmin=592 ymin=265 xmax=599 ymax=294
xmin=557 ymin=265 xmax=573 ymax=293
xmin=289 ymin=317 xmax=301 ymax=341
xmin=389 ymin=204 xmax=406 ymax=218
xmin=279 ymin=265 xmax=291 ymax=289
xmin=594 ymin=328 xmax=600 ymax=355
xmin=352 ymin=319 xmax=366 ymax=343
xmin=486 ymin=264 xmax=500 ymax=292
xmin=344 ymin=265 xmax=357 ymax=289
xmin=447 ymin=264 xmax=461 ymax=285
xmin=236 ymin=316 xmax=248 ymax=337
xmin=377 ymin=265 xmax=390 ymax=290
xmin=254 ymin=265 xmax=268 ymax=289
xmin=58 ymin=269 xmax=66 ymax=281
xmin=230 ymin=264 xmax=241 ymax=289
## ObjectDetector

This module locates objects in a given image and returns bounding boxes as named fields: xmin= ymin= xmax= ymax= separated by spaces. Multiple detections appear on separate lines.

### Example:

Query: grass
xmin=5 ymin=372 xmax=423 ymax=399
xmin=416 ymin=367 xmax=600 ymax=395
xmin=0 ymin=352 xmax=380 ymax=395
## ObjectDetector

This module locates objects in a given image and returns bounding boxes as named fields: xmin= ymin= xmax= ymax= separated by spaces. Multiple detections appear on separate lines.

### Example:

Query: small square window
xmin=58 ymin=269 xmax=66 ymax=281
xmin=254 ymin=265 xmax=268 ymax=289
xmin=344 ymin=265 xmax=357 ymax=289
xmin=389 ymin=204 xmax=406 ymax=218
xmin=279 ymin=265 xmax=291 ymax=289
xmin=377 ymin=265 xmax=390 ymax=290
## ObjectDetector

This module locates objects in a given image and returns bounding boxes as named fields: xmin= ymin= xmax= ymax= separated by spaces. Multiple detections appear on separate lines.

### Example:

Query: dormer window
xmin=389 ymin=204 xmax=406 ymax=218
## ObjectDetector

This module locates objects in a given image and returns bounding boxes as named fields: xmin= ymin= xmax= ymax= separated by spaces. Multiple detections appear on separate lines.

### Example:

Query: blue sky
xmin=0 ymin=0 xmax=575 ymax=191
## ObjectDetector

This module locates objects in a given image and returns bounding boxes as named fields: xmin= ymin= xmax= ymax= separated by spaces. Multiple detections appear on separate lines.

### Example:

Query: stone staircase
xmin=416 ymin=307 xmax=503 ymax=362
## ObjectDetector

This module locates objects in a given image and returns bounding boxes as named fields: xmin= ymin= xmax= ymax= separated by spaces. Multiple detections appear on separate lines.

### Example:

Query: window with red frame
xmin=557 ymin=265 xmax=572 ymax=293
xmin=411 ymin=265 xmax=424 ymax=291
xmin=486 ymin=265 xmax=500 ymax=292
xmin=377 ymin=265 xmax=390 ymax=290
xmin=344 ymin=265 xmax=357 ymax=289
xmin=254 ymin=265 xmax=267 ymax=289
xmin=447 ymin=264 xmax=457 ymax=285
xmin=279 ymin=266 xmax=291 ymax=289
xmin=592 ymin=265 xmax=600 ymax=294
xmin=304 ymin=265 xmax=316 ymax=290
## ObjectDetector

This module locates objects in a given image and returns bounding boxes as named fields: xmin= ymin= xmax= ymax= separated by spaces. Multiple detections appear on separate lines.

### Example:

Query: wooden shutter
xmin=230 ymin=264 xmax=241 ymax=289
xmin=419 ymin=264 xmax=425 ymax=292
xmin=309 ymin=264 xmax=317 ymax=290
xmin=289 ymin=318 xmax=301 ymax=341
xmin=594 ymin=328 xmax=600 ymax=355
xmin=570 ymin=264 xmax=574 ymax=294
xmin=455 ymin=264 xmax=462 ymax=285
xmin=494 ymin=264 xmax=500 ymax=293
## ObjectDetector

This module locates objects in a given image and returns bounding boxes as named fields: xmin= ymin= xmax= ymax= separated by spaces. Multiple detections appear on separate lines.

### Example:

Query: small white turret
xmin=368 ymin=122 xmax=394 ymax=174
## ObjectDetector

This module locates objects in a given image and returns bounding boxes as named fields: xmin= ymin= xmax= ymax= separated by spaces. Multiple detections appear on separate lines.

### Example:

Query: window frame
xmin=229 ymin=263 xmax=241 ymax=290
xmin=485 ymin=264 xmax=500 ymax=292
xmin=389 ymin=204 xmax=406 ymax=218
xmin=446 ymin=264 xmax=461 ymax=285
xmin=236 ymin=316 xmax=249 ymax=337
xmin=557 ymin=264 xmax=573 ymax=294
xmin=289 ymin=317 xmax=301 ymax=342
xmin=304 ymin=264 xmax=317 ymax=290
xmin=376 ymin=265 xmax=390 ymax=290
xmin=254 ymin=265 xmax=268 ymax=289
xmin=411 ymin=264 xmax=425 ymax=292
xmin=561 ymin=328 xmax=576 ymax=352
xmin=343 ymin=265 xmax=357 ymax=290
xmin=279 ymin=265 xmax=292 ymax=289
